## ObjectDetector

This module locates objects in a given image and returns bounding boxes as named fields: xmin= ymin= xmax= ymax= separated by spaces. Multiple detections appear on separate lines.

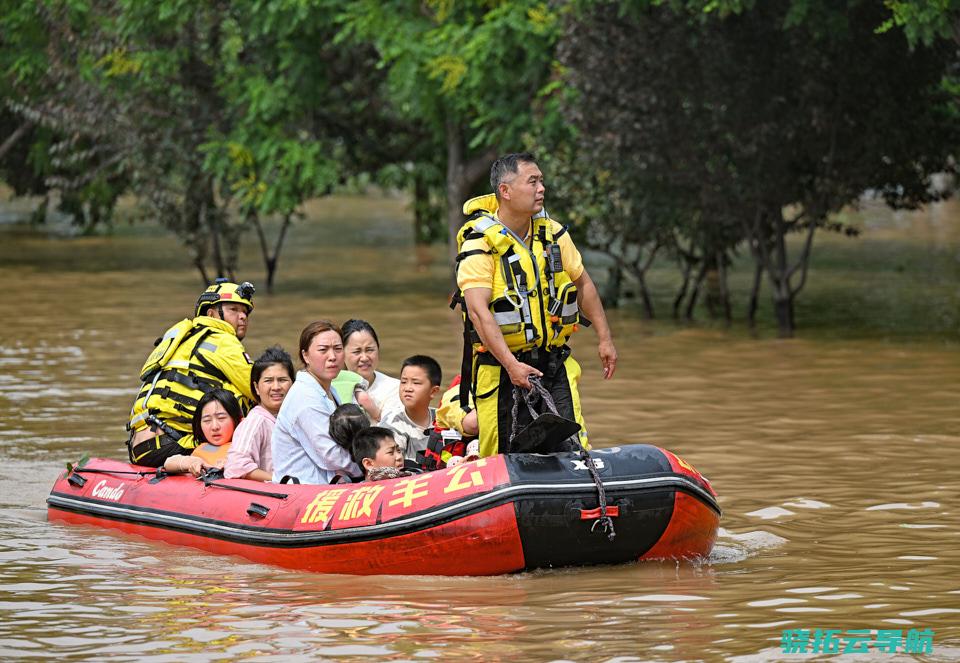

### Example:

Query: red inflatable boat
xmin=47 ymin=444 xmax=720 ymax=576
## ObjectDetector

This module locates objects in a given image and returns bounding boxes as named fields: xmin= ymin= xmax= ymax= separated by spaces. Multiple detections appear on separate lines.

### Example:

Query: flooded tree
xmin=337 ymin=0 xmax=562 ymax=254
xmin=549 ymin=0 xmax=958 ymax=336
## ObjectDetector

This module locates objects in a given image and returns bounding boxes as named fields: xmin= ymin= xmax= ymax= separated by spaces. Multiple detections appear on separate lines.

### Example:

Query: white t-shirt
xmin=367 ymin=370 xmax=401 ymax=412
xmin=379 ymin=404 xmax=436 ymax=461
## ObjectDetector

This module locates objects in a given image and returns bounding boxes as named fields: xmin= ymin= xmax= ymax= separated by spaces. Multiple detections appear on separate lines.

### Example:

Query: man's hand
xmin=598 ymin=338 xmax=618 ymax=380
xmin=506 ymin=360 xmax=542 ymax=389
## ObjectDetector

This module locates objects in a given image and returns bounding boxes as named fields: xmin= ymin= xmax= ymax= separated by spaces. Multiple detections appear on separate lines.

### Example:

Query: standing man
xmin=126 ymin=278 xmax=257 ymax=466
xmin=454 ymin=152 xmax=617 ymax=456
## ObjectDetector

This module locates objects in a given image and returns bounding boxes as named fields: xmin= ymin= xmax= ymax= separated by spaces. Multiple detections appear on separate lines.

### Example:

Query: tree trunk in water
xmin=251 ymin=209 xmax=292 ymax=294
xmin=637 ymin=274 xmax=655 ymax=319
xmin=445 ymin=119 xmax=497 ymax=261
xmin=600 ymin=263 xmax=622 ymax=309
xmin=773 ymin=295 xmax=795 ymax=338
xmin=413 ymin=173 xmax=432 ymax=271
xmin=673 ymin=258 xmax=694 ymax=319
xmin=747 ymin=261 xmax=763 ymax=327
xmin=717 ymin=251 xmax=732 ymax=325
xmin=685 ymin=263 xmax=708 ymax=320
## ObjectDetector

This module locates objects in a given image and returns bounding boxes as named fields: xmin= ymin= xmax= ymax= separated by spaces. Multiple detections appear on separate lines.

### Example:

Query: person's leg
xmin=473 ymin=362 xmax=503 ymax=457
xmin=543 ymin=354 xmax=589 ymax=449
xmin=128 ymin=430 xmax=195 ymax=467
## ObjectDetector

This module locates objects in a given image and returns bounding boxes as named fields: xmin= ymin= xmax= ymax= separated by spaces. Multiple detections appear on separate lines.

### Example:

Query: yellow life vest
xmin=127 ymin=317 xmax=253 ymax=449
xmin=455 ymin=194 xmax=581 ymax=354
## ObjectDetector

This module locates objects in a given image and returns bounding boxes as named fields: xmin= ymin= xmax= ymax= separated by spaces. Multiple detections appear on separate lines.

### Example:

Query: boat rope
xmin=511 ymin=376 xmax=616 ymax=541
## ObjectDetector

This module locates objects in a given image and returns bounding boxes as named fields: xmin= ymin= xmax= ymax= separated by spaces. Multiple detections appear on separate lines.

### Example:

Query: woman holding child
xmin=271 ymin=321 xmax=360 ymax=484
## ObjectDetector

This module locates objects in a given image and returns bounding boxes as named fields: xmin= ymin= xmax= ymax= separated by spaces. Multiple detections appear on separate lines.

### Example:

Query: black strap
xmin=455 ymin=248 xmax=491 ymax=263
xmin=459 ymin=298 xmax=475 ymax=410
xmin=203 ymin=480 xmax=289 ymax=500
xmin=190 ymin=350 xmax=229 ymax=384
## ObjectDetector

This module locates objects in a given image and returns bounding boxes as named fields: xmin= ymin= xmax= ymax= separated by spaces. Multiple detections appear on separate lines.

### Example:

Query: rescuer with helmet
xmin=126 ymin=279 xmax=257 ymax=467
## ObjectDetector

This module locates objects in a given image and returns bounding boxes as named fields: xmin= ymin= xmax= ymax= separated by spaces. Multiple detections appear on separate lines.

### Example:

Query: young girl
xmin=224 ymin=347 xmax=296 ymax=481
xmin=329 ymin=404 xmax=405 ymax=481
xmin=164 ymin=389 xmax=243 ymax=477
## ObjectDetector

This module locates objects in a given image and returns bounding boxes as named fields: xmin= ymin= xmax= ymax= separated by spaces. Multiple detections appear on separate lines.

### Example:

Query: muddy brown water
xmin=1 ymin=194 xmax=958 ymax=661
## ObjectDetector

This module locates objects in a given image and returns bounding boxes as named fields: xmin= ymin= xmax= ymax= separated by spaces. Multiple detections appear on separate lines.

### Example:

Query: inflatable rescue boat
xmin=47 ymin=444 xmax=720 ymax=575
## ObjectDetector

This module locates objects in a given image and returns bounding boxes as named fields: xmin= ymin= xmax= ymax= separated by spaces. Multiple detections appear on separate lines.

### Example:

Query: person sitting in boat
xmin=329 ymin=405 xmax=406 ymax=482
xmin=271 ymin=321 xmax=360 ymax=484
xmin=340 ymin=319 xmax=401 ymax=421
xmin=126 ymin=278 xmax=256 ymax=468
xmin=164 ymin=389 xmax=243 ymax=477
xmin=224 ymin=346 xmax=295 ymax=482
xmin=378 ymin=355 xmax=442 ymax=462
xmin=419 ymin=375 xmax=480 ymax=470
xmin=353 ymin=427 xmax=406 ymax=481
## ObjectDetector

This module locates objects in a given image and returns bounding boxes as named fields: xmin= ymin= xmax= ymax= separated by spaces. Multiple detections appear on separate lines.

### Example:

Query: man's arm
xmin=213 ymin=337 xmax=256 ymax=402
xmin=463 ymin=287 xmax=542 ymax=389
xmin=574 ymin=270 xmax=618 ymax=380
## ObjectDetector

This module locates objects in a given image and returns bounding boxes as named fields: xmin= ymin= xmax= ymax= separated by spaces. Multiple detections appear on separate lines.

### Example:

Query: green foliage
xmin=545 ymin=0 xmax=958 ymax=333
xmin=879 ymin=0 xmax=960 ymax=46
xmin=336 ymin=0 xmax=563 ymax=242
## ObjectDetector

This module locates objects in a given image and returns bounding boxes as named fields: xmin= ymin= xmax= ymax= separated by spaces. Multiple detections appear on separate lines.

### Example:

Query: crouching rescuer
xmin=126 ymin=279 xmax=257 ymax=467
xmin=453 ymin=152 xmax=618 ymax=457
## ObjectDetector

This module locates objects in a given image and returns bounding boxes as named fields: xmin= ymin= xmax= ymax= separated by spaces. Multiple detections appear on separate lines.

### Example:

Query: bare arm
xmin=463 ymin=288 xmax=542 ymax=389
xmin=243 ymin=468 xmax=273 ymax=482
xmin=574 ymin=270 xmax=618 ymax=379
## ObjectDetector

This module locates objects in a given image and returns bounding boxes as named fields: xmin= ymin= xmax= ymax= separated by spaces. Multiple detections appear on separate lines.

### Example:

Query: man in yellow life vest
xmin=126 ymin=279 xmax=256 ymax=467
xmin=455 ymin=152 xmax=618 ymax=456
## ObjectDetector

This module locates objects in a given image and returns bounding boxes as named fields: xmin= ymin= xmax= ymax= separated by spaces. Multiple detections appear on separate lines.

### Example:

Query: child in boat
xmin=378 ymin=355 xmax=442 ymax=461
xmin=329 ymin=404 xmax=405 ymax=481
xmin=164 ymin=389 xmax=243 ymax=477
xmin=224 ymin=346 xmax=296 ymax=481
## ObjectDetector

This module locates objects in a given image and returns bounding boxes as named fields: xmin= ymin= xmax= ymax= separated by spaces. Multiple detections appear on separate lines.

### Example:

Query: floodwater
xmin=1 ymin=194 xmax=958 ymax=661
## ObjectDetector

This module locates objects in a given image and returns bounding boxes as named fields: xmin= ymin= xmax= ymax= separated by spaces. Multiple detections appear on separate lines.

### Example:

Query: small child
xmin=351 ymin=427 xmax=405 ymax=481
xmin=378 ymin=355 xmax=441 ymax=461
xmin=329 ymin=404 xmax=405 ymax=482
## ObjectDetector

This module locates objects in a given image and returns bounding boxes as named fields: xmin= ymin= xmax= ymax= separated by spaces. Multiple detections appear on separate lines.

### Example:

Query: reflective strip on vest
xmin=474 ymin=215 xmax=498 ymax=232
xmin=493 ymin=310 xmax=523 ymax=326
xmin=198 ymin=341 xmax=218 ymax=353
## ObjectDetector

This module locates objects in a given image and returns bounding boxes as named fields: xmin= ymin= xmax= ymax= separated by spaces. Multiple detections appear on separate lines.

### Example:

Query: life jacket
xmin=454 ymin=194 xmax=581 ymax=355
xmin=191 ymin=441 xmax=231 ymax=467
xmin=127 ymin=317 xmax=252 ymax=449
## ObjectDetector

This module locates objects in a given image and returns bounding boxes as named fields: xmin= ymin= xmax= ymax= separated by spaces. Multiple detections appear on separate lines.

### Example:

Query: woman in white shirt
xmin=341 ymin=319 xmax=400 ymax=420
xmin=271 ymin=320 xmax=359 ymax=484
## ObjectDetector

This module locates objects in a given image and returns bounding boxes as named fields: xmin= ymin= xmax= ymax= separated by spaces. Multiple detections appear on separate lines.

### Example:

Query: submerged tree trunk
xmin=600 ymin=262 xmax=622 ymax=309
xmin=445 ymin=119 xmax=497 ymax=260
xmin=251 ymin=209 xmax=293 ymax=294
xmin=747 ymin=259 xmax=763 ymax=327
xmin=684 ymin=262 xmax=708 ymax=320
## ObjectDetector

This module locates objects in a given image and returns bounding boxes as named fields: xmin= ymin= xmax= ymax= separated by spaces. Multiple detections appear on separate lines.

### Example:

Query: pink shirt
xmin=224 ymin=405 xmax=276 ymax=479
